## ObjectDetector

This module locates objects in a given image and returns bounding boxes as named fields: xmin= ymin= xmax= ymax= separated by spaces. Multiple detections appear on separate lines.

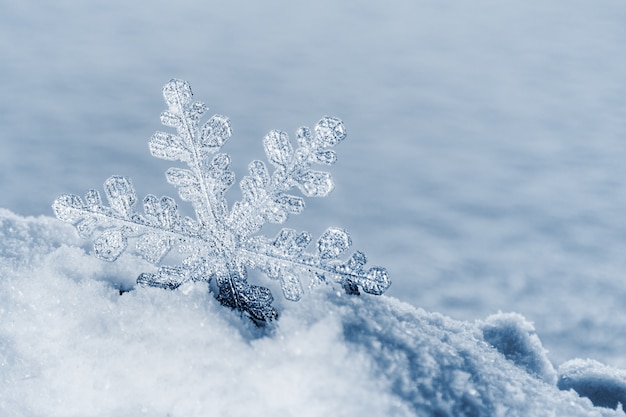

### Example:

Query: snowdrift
xmin=0 ymin=208 xmax=623 ymax=416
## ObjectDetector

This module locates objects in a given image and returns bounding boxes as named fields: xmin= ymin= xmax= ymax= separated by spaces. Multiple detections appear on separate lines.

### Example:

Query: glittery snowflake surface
xmin=53 ymin=79 xmax=390 ymax=321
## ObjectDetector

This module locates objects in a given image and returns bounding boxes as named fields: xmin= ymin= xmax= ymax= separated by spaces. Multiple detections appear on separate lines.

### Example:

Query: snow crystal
xmin=52 ymin=79 xmax=390 ymax=321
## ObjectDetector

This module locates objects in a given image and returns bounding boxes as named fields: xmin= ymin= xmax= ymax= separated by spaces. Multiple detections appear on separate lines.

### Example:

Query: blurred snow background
xmin=1 ymin=0 xmax=626 ymax=370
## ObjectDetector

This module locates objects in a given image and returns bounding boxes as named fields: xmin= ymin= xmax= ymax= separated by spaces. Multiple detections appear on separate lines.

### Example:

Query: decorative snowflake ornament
xmin=53 ymin=79 xmax=390 ymax=322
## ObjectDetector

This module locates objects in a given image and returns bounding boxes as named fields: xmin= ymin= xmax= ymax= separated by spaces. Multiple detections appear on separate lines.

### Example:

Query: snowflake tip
xmin=315 ymin=116 xmax=346 ymax=147
xmin=264 ymin=130 xmax=294 ymax=167
xmin=317 ymin=227 xmax=352 ymax=260
xmin=163 ymin=79 xmax=193 ymax=111
xmin=298 ymin=171 xmax=334 ymax=197
xmin=279 ymin=272 xmax=304 ymax=301
xmin=200 ymin=115 xmax=232 ymax=151
xmin=149 ymin=131 xmax=190 ymax=162
xmin=362 ymin=266 xmax=391 ymax=295
xmin=104 ymin=175 xmax=137 ymax=217
xmin=93 ymin=229 xmax=128 ymax=262
xmin=52 ymin=194 xmax=84 ymax=223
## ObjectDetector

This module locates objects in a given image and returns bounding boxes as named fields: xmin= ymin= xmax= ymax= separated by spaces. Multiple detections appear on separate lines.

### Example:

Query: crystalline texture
xmin=52 ymin=79 xmax=391 ymax=322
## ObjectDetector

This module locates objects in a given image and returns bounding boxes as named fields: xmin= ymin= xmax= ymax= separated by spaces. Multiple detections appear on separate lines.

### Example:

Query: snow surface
xmin=559 ymin=359 xmax=626 ymax=410
xmin=0 ymin=208 xmax=623 ymax=416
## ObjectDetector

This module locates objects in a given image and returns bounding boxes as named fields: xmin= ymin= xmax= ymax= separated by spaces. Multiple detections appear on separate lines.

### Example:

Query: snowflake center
xmin=213 ymin=227 xmax=237 ymax=259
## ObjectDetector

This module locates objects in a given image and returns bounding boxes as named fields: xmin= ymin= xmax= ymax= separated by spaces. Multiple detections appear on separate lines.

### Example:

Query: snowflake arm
xmin=52 ymin=79 xmax=390 ymax=322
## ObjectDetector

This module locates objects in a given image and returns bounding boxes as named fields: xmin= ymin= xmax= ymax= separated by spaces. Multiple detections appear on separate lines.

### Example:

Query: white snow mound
xmin=559 ymin=359 xmax=626 ymax=410
xmin=0 ymin=208 xmax=623 ymax=416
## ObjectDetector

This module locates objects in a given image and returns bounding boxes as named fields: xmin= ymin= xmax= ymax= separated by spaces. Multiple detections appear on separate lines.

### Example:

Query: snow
xmin=559 ymin=359 xmax=626 ymax=410
xmin=2 ymin=0 xmax=626 ymax=414
xmin=480 ymin=312 xmax=557 ymax=385
xmin=0 ymin=209 xmax=623 ymax=416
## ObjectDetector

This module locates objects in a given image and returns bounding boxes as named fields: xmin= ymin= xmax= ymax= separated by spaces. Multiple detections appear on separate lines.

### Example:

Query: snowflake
xmin=52 ymin=79 xmax=390 ymax=322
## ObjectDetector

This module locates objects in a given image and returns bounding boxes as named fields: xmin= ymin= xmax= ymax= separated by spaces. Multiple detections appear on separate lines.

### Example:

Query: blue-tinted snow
xmin=1 ymin=0 xmax=626 ymax=371
xmin=559 ymin=359 xmax=626 ymax=410
xmin=481 ymin=312 xmax=557 ymax=385
xmin=0 ymin=209 xmax=621 ymax=416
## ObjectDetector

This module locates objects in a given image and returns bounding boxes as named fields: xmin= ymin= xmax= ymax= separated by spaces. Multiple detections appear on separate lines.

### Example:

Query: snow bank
xmin=0 ymin=208 xmax=623 ymax=416
xmin=480 ymin=312 xmax=557 ymax=384
xmin=559 ymin=359 xmax=626 ymax=410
